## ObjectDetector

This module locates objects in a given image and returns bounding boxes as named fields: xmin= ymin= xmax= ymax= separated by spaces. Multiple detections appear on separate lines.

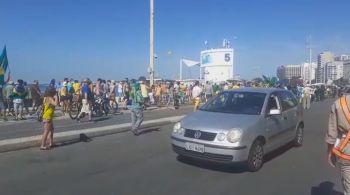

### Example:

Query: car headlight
xmin=227 ymin=129 xmax=242 ymax=143
xmin=217 ymin=133 xmax=226 ymax=141
xmin=173 ymin=122 xmax=185 ymax=135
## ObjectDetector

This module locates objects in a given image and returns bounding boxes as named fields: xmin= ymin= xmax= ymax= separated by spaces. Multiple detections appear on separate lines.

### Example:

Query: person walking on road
xmin=40 ymin=88 xmax=58 ymax=150
xmin=130 ymin=82 xmax=144 ymax=136
xmin=204 ymin=81 xmax=213 ymax=102
xmin=192 ymin=81 xmax=203 ymax=111
xmin=326 ymin=95 xmax=350 ymax=194
xmin=302 ymin=85 xmax=312 ymax=110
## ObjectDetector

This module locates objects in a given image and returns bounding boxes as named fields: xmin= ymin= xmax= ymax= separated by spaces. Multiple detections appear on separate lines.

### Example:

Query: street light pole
xmin=149 ymin=0 xmax=155 ymax=85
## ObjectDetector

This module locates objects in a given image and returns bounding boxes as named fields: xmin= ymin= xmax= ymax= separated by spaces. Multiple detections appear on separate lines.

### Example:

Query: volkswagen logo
xmin=194 ymin=130 xmax=202 ymax=139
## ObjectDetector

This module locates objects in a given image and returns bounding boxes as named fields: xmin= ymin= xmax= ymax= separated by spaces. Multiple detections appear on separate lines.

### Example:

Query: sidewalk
xmin=0 ymin=105 xmax=193 ymax=153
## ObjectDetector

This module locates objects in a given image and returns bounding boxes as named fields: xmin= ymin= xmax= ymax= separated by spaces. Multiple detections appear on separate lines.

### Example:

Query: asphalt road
xmin=0 ymin=106 xmax=193 ymax=140
xmin=0 ymin=99 xmax=344 ymax=195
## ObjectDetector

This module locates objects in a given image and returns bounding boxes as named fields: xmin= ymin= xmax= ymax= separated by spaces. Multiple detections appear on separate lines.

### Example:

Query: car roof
xmin=225 ymin=87 xmax=287 ymax=94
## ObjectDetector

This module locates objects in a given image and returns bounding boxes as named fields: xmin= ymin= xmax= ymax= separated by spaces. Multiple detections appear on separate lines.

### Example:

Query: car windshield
xmin=200 ymin=91 xmax=266 ymax=115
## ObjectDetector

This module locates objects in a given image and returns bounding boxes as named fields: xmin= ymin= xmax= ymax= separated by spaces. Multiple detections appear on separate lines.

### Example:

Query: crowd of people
xmin=0 ymin=78 xmax=342 ymax=122
xmin=0 ymin=77 xmax=344 ymax=150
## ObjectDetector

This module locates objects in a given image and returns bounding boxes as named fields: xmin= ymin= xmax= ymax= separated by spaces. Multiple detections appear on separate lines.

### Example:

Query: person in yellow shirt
xmin=40 ymin=88 xmax=58 ymax=150
xmin=72 ymin=80 xmax=81 ymax=95
xmin=232 ymin=83 xmax=241 ymax=89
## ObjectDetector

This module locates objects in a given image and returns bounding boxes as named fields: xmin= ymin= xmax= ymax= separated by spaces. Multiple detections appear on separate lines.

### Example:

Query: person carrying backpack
xmin=130 ymin=82 xmax=144 ymax=136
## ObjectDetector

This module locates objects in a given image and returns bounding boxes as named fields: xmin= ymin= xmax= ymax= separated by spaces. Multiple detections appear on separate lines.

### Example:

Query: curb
xmin=0 ymin=115 xmax=185 ymax=153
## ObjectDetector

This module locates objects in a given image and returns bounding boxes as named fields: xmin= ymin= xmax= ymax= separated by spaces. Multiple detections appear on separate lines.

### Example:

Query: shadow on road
xmin=92 ymin=117 xmax=112 ymax=122
xmin=175 ymin=142 xmax=297 ymax=173
xmin=176 ymin=155 xmax=246 ymax=174
xmin=264 ymin=142 xmax=295 ymax=164
xmin=52 ymin=133 xmax=92 ymax=148
xmin=311 ymin=181 xmax=343 ymax=195
xmin=139 ymin=127 xmax=161 ymax=135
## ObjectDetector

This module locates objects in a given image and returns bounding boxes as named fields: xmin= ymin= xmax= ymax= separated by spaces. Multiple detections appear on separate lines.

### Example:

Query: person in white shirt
xmin=192 ymin=81 xmax=203 ymax=111
xmin=302 ymin=85 xmax=312 ymax=109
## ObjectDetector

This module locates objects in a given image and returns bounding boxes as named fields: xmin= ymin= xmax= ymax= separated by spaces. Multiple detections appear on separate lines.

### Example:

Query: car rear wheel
xmin=293 ymin=125 xmax=303 ymax=147
xmin=247 ymin=140 xmax=264 ymax=172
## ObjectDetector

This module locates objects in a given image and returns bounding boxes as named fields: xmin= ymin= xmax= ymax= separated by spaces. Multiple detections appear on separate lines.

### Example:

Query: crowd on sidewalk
xmin=0 ymin=76 xmax=342 ymax=150
xmin=0 ymin=77 xmax=342 ymax=122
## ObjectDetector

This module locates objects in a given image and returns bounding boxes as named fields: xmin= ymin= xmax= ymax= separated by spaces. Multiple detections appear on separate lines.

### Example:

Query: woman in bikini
xmin=40 ymin=88 xmax=58 ymax=150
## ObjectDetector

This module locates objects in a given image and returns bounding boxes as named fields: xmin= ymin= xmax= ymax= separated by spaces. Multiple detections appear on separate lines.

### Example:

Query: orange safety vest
xmin=332 ymin=96 xmax=350 ymax=160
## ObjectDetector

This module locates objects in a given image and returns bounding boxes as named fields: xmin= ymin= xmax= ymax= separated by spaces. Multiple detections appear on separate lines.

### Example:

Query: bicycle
xmin=69 ymin=94 xmax=82 ymax=120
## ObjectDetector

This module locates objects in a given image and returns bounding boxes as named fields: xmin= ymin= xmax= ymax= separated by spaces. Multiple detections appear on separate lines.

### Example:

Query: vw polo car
xmin=171 ymin=88 xmax=304 ymax=172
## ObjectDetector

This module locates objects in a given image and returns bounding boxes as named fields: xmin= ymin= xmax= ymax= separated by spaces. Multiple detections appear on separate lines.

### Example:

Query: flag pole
xmin=179 ymin=59 xmax=182 ymax=80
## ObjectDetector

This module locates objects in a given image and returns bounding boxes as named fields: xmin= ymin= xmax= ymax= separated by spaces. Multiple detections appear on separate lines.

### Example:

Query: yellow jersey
xmin=42 ymin=98 xmax=55 ymax=121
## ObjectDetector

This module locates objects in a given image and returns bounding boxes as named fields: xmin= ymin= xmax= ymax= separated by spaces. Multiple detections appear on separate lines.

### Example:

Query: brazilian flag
xmin=0 ymin=46 xmax=8 ymax=85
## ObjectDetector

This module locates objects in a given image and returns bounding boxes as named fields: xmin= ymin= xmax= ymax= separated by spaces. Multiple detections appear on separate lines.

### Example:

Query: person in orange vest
xmin=326 ymin=95 xmax=350 ymax=194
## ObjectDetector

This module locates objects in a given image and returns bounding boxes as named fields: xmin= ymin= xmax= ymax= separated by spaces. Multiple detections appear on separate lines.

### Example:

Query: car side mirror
xmin=269 ymin=109 xmax=281 ymax=115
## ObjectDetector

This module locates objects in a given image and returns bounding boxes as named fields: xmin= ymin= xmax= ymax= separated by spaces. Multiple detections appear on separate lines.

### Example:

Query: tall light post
xmin=149 ymin=0 xmax=155 ymax=85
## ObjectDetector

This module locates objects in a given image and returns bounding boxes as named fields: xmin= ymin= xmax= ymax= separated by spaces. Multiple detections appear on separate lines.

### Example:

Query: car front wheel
xmin=293 ymin=125 xmax=304 ymax=147
xmin=247 ymin=140 xmax=264 ymax=172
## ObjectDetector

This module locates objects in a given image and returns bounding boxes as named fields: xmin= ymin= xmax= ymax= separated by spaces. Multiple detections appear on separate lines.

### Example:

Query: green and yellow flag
xmin=0 ymin=46 xmax=9 ymax=85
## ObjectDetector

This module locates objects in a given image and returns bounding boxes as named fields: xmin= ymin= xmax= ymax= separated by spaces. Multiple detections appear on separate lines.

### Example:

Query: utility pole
xmin=306 ymin=36 xmax=313 ymax=84
xmin=149 ymin=0 xmax=154 ymax=85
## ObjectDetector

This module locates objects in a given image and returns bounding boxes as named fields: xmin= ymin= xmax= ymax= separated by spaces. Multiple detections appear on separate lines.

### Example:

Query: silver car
xmin=171 ymin=88 xmax=304 ymax=172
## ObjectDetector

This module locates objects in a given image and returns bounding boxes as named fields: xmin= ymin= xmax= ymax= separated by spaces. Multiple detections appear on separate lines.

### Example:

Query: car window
xmin=277 ymin=91 xmax=297 ymax=111
xmin=200 ymin=91 xmax=266 ymax=115
xmin=266 ymin=94 xmax=280 ymax=113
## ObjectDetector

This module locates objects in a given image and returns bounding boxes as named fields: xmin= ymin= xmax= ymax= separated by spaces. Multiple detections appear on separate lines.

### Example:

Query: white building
xmin=324 ymin=61 xmax=343 ymax=82
xmin=277 ymin=64 xmax=301 ymax=80
xmin=317 ymin=51 xmax=334 ymax=83
xmin=301 ymin=62 xmax=316 ymax=84
xmin=335 ymin=54 xmax=350 ymax=61
xmin=200 ymin=48 xmax=234 ymax=82
xmin=343 ymin=60 xmax=350 ymax=80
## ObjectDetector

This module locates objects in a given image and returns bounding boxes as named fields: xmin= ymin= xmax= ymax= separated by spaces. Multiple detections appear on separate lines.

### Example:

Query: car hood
xmin=180 ymin=110 xmax=261 ymax=132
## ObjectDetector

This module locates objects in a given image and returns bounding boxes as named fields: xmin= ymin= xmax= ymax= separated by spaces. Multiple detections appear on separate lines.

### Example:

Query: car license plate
xmin=185 ymin=142 xmax=205 ymax=153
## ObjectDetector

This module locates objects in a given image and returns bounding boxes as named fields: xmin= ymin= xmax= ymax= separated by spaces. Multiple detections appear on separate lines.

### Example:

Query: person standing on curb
xmin=12 ymin=80 xmax=27 ymax=120
xmin=326 ymin=94 xmax=350 ymax=194
xmin=192 ymin=81 xmax=203 ymax=111
xmin=40 ymin=88 xmax=58 ymax=150
xmin=77 ymin=79 xmax=92 ymax=122
xmin=0 ymin=85 xmax=7 ymax=121
xmin=130 ymin=82 xmax=144 ymax=136
xmin=30 ymin=80 xmax=41 ymax=112
xmin=3 ymin=81 xmax=14 ymax=117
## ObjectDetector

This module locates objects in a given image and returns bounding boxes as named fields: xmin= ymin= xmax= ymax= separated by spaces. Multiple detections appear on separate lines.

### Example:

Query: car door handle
xmin=283 ymin=116 xmax=288 ymax=120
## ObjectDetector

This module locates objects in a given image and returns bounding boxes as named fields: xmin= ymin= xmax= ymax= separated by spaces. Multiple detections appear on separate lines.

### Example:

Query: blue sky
xmin=1 ymin=0 xmax=350 ymax=83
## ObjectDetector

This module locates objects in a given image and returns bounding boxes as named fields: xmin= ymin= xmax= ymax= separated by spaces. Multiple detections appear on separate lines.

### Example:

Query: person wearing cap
xmin=130 ymin=83 xmax=144 ymax=135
